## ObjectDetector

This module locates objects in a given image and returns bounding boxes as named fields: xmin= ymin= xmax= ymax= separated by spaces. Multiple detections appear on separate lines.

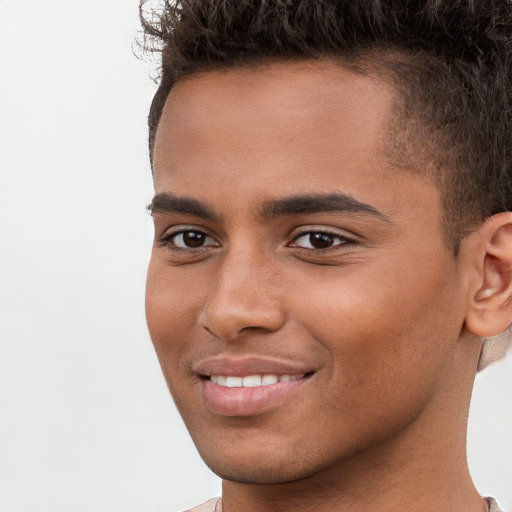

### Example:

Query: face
xmin=146 ymin=60 xmax=470 ymax=485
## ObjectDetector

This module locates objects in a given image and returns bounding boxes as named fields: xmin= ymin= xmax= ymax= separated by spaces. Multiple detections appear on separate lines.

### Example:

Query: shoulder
xmin=182 ymin=497 xmax=222 ymax=512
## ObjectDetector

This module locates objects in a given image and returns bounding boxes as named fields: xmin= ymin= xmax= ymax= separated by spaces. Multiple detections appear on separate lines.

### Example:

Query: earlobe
xmin=465 ymin=212 xmax=512 ymax=338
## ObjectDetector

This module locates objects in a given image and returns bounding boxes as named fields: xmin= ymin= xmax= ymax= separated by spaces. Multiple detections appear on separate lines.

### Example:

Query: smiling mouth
xmin=207 ymin=373 xmax=306 ymax=388
xmin=200 ymin=372 xmax=313 ymax=416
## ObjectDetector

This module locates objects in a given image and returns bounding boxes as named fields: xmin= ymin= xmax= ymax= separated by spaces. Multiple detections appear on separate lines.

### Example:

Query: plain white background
xmin=0 ymin=1 xmax=511 ymax=511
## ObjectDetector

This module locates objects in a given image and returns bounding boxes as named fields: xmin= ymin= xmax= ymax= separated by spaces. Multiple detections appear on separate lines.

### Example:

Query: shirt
xmin=184 ymin=496 xmax=504 ymax=511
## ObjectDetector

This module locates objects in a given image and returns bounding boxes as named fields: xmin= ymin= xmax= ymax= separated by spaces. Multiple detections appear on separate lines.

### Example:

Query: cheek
xmin=282 ymin=271 xmax=459 ymax=451
xmin=291 ymin=256 xmax=463 ymax=389
xmin=145 ymin=258 xmax=205 ymax=366
xmin=145 ymin=259 xmax=212 ymax=416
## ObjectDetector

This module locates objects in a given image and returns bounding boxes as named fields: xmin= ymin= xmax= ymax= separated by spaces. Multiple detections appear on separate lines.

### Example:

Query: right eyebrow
xmin=148 ymin=192 xmax=218 ymax=221
xmin=261 ymin=192 xmax=391 ymax=222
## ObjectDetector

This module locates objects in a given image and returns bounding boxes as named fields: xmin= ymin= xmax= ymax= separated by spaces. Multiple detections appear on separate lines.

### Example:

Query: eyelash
xmin=157 ymin=228 xmax=356 ymax=253
xmin=290 ymin=230 xmax=355 ymax=252
xmin=157 ymin=230 xmax=219 ymax=251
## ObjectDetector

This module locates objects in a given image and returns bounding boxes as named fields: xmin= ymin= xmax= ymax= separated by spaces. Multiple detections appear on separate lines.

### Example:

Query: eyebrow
xmin=261 ymin=193 xmax=390 ymax=221
xmin=148 ymin=191 xmax=390 ymax=223
xmin=148 ymin=192 xmax=217 ymax=220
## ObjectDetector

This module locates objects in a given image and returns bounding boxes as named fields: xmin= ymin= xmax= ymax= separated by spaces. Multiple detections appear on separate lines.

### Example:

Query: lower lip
xmin=200 ymin=377 xmax=309 ymax=417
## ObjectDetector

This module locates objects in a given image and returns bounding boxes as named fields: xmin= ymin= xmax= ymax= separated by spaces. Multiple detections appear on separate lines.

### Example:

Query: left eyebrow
xmin=261 ymin=193 xmax=391 ymax=222
xmin=148 ymin=192 xmax=218 ymax=220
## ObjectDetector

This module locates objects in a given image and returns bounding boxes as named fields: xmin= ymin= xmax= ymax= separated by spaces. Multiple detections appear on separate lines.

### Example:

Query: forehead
xmin=153 ymin=59 xmax=395 ymax=176
xmin=159 ymin=59 xmax=393 ymax=127
xmin=152 ymin=59 xmax=436 ymax=224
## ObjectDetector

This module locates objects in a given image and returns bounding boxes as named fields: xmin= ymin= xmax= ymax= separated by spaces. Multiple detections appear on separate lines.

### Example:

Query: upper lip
xmin=194 ymin=356 xmax=315 ymax=377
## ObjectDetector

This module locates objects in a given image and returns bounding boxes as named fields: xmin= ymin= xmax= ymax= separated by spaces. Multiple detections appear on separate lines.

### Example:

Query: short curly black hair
xmin=140 ymin=0 xmax=512 ymax=252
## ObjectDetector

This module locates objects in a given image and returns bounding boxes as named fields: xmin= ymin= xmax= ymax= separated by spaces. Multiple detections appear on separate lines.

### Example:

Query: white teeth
xmin=210 ymin=374 xmax=305 ymax=388
xmin=261 ymin=374 xmax=279 ymax=386
xmin=242 ymin=375 xmax=262 ymax=387
xmin=225 ymin=376 xmax=243 ymax=388
xmin=277 ymin=374 xmax=305 ymax=382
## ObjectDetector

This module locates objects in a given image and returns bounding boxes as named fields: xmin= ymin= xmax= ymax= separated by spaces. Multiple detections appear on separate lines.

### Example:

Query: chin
xmin=193 ymin=435 xmax=340 ymax=486
xmin=202 ymin=455 xmax=314 ymax=485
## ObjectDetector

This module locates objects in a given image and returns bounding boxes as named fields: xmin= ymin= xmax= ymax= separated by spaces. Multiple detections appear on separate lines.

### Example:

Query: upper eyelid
xmin=159 ymin=228 xmax=221 ymax=249
xmin=293 ymin=228 xmax=352 ymax=237
xmin=159 ymin=224 xmax=216 ymax=238
xmin=289 ymin=226 xmax=358 ymax=241
xmin=289 ymin=233 xmax=354 ymax=248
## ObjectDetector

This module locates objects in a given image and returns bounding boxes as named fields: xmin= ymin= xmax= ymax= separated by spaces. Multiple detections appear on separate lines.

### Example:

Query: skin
xmin=146 ymin=60 xmax=511 ymax=511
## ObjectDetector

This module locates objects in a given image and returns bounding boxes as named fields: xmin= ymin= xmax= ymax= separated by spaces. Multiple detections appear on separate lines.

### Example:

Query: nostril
xmin=199 ymin=293 xmax=287 ymax=341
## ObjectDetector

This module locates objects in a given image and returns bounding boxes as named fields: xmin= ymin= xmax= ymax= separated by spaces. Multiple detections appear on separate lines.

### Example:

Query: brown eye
xmin=309 ymin=233 xmax=335 ymax=249
xmin=171 ymin=231 xmax=217 ymax=249
xmin=291 ymin=231 xmax=353 ymax=250
xmin=182 ymin=231 xmax=206 ymax=248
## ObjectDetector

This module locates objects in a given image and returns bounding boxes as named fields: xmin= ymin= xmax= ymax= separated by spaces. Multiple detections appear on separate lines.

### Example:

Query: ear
xmin=465 ymin=212 xmax=512 ymax=338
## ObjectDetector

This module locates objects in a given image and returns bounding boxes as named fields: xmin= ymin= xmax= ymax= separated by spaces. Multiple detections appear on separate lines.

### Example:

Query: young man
xmin=141 ymin=1 xmax=512 ymax=510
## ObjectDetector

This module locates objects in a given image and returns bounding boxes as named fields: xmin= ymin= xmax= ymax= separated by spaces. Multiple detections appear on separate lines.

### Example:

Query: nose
xmin=198 ymin=250 xmax=286 ymax=341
